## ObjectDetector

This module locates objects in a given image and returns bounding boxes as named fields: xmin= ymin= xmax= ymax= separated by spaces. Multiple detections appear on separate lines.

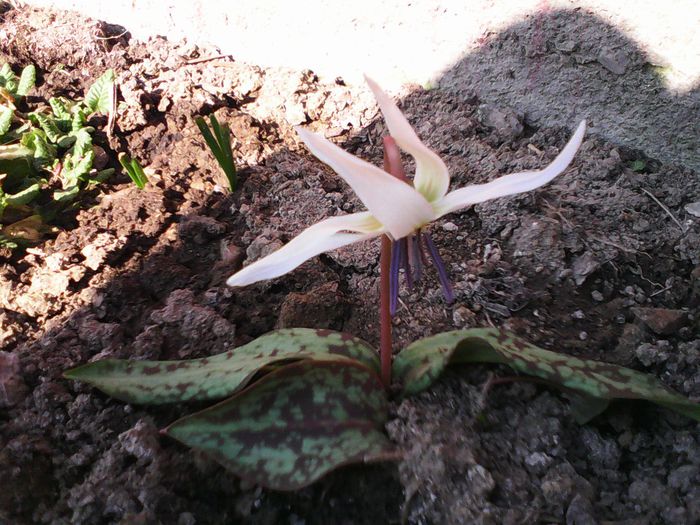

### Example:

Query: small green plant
xmin=64 ymin=77 xmax=700 ymax=492
xmin=630 ymin=159 xmax=646 ymax=172
xmin=0 ymin=63 xmax=36 ymax=99
xmin=118 ymin=152 xmax=148 ymax=189
xmin=196 ymin=114 xmax=237 ymax=191
xmin=0 ymin=65 xmax=115 ymax=245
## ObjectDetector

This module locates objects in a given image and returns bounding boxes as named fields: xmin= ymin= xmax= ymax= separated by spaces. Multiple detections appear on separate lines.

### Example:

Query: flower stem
xmin=379 ymin=234 xmax=392 ymax=388
xmin=378 ymin=136 xmax=405 ymax=388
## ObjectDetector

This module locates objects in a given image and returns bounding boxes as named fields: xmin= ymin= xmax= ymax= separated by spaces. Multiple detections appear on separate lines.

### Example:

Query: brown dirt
xmin=1 ymin=4 xmax=699 ymax=525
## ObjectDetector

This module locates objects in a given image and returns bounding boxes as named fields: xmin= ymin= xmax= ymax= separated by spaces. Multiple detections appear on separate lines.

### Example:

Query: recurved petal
xmin=434 ymin=120 xmax=586 ymax=217
xmin=295 ymin=126 xmax=435 ymax=240
xmin=226 ymin=212 xmax=384 ymax=287
xmin=364 ymin=75 xmax=450 ymax=203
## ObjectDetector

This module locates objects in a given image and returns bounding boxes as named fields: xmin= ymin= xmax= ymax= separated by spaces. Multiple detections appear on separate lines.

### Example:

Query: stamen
xmin=422 ymin=233 xmax=455 ymax=304
xmin=412 ymin=232 xmax=427 ymax=282
xmin=400 ymin=237 xmax=413 ymax=290
xmin=389 ymin=240 xmax=401 ymax=315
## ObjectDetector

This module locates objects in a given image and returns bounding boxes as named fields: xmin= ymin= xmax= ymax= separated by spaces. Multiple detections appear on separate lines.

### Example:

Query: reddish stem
xmin=379 ymin=235 xmax=392 ymax=388
xmin=378 ymin=136 xmax=405 ymax=388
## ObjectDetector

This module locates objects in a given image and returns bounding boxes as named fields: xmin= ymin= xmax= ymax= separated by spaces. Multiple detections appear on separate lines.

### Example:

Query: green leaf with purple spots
xmin=64 ymin=328 xmax=379 ymax=405
xmin=393 ymin=328 xmax=700 ymax=423
xmin=165 ymin=359 xmax=393 ymax=490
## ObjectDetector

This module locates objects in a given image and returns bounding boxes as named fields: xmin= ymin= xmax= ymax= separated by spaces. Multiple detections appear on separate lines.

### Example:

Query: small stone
xmin=246 ymin=234 xmax=284 ymax=262
xmin=571 ymin=310 xmax=585 ymax=320
xmin=579 ymin=331 xmax=588 ymax=341
xmin=118 ymin=419 xmax=161 ymax=461
xmin=442 ymin=221 xmax=459 ymax=232
xmin=477 ymin=104 xmax=523 ymax=139
xmin=591 ymin=290 xmax=604 ymax=302
xmin=684 ymin=201 xmax=700 ymax=218
xmin=635 ymin=341 xmax=671 ymax=366
xmin=571 ymin=252 xmax=599 ymax=285
xmin=524 ymin=452 xmax=553 ymax=474
xmin=452 ymin=305 xmax=475 ymax=327
xmin=597 ymin=47 xmax=629 ymax=75
xmin=631 ymin=307 xmax=688 ymax=335
xmin=157 ymin=96 xmax=172 ymax=113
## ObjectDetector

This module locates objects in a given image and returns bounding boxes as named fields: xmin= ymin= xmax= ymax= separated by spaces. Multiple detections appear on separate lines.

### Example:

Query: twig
xmin=650 ymin=284 xmax=673 ymax=297
xmin=95 ymin=29 xmax=129 ymax=41
xmin=587 ymin=234 xmax=641 ymax=255
xmin=107 ymin=81 xmax=117 ymax=141
xmin=640 ymin=187 xmax=686 ymax=233
xmin=185 ymin=54 xmax=232 ymax=65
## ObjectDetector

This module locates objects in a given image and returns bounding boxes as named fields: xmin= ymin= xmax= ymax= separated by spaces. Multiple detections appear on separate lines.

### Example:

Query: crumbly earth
xmin=1 ymin=5 xmax=698 ymax=525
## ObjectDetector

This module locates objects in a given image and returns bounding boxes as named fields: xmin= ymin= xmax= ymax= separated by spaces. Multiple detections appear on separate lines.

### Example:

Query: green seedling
xmin=195 ymin=114 xmax=237 ymax=190
xmin=118 ymin=153 xmax=148 ymax=189
xmin=84 ymin=69 xmax=116 ymax=115
xmin=0 ymin=63 xmax=116 ymax=247
xmin=0 ymin=63 xmax=36 ymax=99
xmin=631 ymin=159 xmax=646 ymax=172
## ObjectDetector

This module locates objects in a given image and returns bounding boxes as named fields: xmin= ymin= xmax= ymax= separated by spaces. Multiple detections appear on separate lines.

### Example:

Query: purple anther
xmin=422 ymin=232 xmax=455 ymax=304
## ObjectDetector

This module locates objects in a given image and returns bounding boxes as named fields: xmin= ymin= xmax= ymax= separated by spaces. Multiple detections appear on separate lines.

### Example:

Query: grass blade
xmin=196 ymin=114 xmax=237 ymax=190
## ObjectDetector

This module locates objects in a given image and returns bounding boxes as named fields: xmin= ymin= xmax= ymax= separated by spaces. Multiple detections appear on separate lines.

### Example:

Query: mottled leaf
xmin=393 ymin=328 xmax=700 ymax=423
xmin=64 ymin=328 xmax=380 ymax=404
xmin=84 ymin=70 xmax=115 ymax=114
xmin=166 ymin=359 xmax=392 ymax=490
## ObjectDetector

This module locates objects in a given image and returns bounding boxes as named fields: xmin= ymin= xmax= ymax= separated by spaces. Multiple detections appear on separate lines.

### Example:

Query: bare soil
xmin=1 ymin=5 xmax=698 ymax=525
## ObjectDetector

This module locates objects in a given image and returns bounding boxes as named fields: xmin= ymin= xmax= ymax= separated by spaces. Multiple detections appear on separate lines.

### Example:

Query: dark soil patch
xmin=1 ymin=4 xmax=699 ymax=525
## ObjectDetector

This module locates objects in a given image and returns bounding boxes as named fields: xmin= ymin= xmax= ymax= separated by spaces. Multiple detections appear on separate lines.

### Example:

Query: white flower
xmin=227 ymin=77 xmax=586 ymax=287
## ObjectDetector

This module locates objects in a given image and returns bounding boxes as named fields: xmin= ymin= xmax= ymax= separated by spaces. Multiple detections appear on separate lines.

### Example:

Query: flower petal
xmin=434 ymin=120 xmax=586 ymax=217
xmin=295 ymin=126 xmax=435 ymax=239
xmin=365 ymin=75 xmax=450 ymax=203
xmin=227 ymin=212 xmax=384 ymax=287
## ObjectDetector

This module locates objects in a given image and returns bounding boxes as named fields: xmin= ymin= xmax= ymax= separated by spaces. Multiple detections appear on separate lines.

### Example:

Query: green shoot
xmin=118 ymin=152 xmax=148 ymax=189
xmin=195 ymin=114 xmax=237 ymax=191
